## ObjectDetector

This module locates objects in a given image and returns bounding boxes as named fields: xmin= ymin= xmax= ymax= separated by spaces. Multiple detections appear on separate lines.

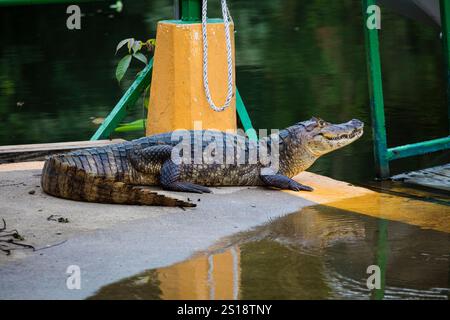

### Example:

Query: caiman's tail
xmin=41 ymin=156 xmax=195 ymax=207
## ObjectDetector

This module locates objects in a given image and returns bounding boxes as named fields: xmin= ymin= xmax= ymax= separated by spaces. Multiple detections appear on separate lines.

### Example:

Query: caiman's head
xmin=291 ymin=117 xmax=364 ymax=156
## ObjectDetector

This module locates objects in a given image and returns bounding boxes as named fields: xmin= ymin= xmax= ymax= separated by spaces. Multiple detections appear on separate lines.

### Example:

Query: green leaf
xmin=131 ymin=40 xmax=142 ymax=54
xmin=119 ymin=119 xmax=145 ymax=126
xmin=127 ymin=38 xmax=135 ymax=53
xmin=116 ymin=38 xmax=133 ymax=55
xmin=115 ymin=119 xmax=146 ymax=132
xmin=115 ymin=54 xmax=132 ymax=83
xmin=133 ymin=52 xmax=148 ymax=65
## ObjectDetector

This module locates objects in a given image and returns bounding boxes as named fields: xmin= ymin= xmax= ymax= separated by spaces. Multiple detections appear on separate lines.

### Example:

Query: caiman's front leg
xmin=259 ymin=172 xmax=314 ymax=192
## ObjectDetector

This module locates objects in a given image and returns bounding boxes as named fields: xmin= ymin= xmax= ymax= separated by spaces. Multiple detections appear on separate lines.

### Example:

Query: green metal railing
xmin=91 ymin=0 xmax=256 ymax=141
xmin=363 ymin=0 xmax=450 ymax=179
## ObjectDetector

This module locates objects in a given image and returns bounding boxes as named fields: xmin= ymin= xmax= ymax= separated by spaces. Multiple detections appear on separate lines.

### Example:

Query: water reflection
xmin=89 ymin=205 xmax=450 ymax=300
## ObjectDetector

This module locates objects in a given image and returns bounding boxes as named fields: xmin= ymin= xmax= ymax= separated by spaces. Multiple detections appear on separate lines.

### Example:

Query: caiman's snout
xmin=342 ymin=118 xmax=364 ymax=139
xmin=350 ymin=119 xmax=364 ymax=131
xmin=348 ymin=119 xmax=364 ymax=138
xmin=350 ymin=119 xmax=363 ymax=128
xmin=321 ymin=119 xmax=364 ymax=141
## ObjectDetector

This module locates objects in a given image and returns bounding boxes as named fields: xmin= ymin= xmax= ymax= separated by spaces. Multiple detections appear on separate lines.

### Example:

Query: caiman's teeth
xmin=325 ymin=128 xmax=361 ymax=141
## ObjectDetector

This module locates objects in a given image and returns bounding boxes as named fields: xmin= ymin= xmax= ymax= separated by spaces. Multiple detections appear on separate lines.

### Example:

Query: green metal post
xmin=440 ymin=0 xmax=450 ymax=132
xmin=180 ymin=0 xmax=201 ymax=21
xmin=363 ymin=0 xmax=390 ymax=179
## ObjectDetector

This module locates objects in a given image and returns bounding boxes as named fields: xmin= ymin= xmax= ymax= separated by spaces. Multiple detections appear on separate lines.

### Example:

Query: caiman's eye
xmin=306 ymin=123 xmax=317 ymax=131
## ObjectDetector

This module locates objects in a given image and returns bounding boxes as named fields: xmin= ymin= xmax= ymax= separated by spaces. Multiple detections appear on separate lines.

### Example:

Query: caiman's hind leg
xmin=129 ymin=144 xmax=211 ymax=194
xmin=260 ymin=173 xmax=314 ymax=192
xmin=161 ymin=160 xmax=212 ymax=194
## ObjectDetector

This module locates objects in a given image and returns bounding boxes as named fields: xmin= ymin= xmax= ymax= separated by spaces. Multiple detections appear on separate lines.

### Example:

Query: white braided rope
xmin=201 ymin=0 xmax=234 ymax=112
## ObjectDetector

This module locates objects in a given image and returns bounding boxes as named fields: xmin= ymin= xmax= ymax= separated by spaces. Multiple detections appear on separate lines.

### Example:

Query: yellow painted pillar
xmin=146 ymin=20 xmax=237 ymax=136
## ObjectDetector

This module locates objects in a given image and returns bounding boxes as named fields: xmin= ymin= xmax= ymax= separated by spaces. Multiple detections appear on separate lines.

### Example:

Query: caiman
xmin=41 ymin=117 xmax=363 ymax=207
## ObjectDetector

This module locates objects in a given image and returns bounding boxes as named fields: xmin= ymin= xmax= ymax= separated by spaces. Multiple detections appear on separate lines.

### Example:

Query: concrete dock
xmin=0 ymin=161 xmax=448 ymax=299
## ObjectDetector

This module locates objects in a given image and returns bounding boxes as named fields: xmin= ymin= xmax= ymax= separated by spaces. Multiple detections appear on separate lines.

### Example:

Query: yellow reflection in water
xmin=290 ymin=172 xmax=450 ymax=233
xmin=158 ymin=248 xmax=240 ymax=300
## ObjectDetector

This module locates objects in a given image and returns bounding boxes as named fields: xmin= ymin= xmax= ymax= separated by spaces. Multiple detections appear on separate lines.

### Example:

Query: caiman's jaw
xmin=297 ymin=117 xmax=364 ymax=156
xmin=319 ymin=123 xmax=363 ymax=143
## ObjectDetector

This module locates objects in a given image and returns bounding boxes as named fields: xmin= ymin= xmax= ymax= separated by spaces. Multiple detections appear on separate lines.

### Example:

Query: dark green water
xmin=0 ymin=0 xmax=449 ymax=184
xmin=89 ymin=205 xmax=450 ymax=300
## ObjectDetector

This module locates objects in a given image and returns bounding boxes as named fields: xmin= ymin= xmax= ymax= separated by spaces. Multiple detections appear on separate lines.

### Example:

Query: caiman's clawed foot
xmin=163 ymin=182 xmax=212 ymax=194
xmin=260 ymin=173 xmax=314 ymax=192
xmin=288 ymin=180 xmax=314 ymax=192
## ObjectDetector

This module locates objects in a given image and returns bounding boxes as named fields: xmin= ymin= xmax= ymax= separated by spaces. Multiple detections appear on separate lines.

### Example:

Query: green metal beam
xmin=387 ymin=136 xmax=450 ymax=161
xmin=90 ymin=58 xmax=153 ymax=141
xmin=440 ymin=0 xmax=450 ymax=132
xmin=180 ymin=0 xmax=201 ymax=22
xmin=363 ymin=0 xmax=390 ymax=179
xmin=236 ymin=88 xmax=257 ymax=141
